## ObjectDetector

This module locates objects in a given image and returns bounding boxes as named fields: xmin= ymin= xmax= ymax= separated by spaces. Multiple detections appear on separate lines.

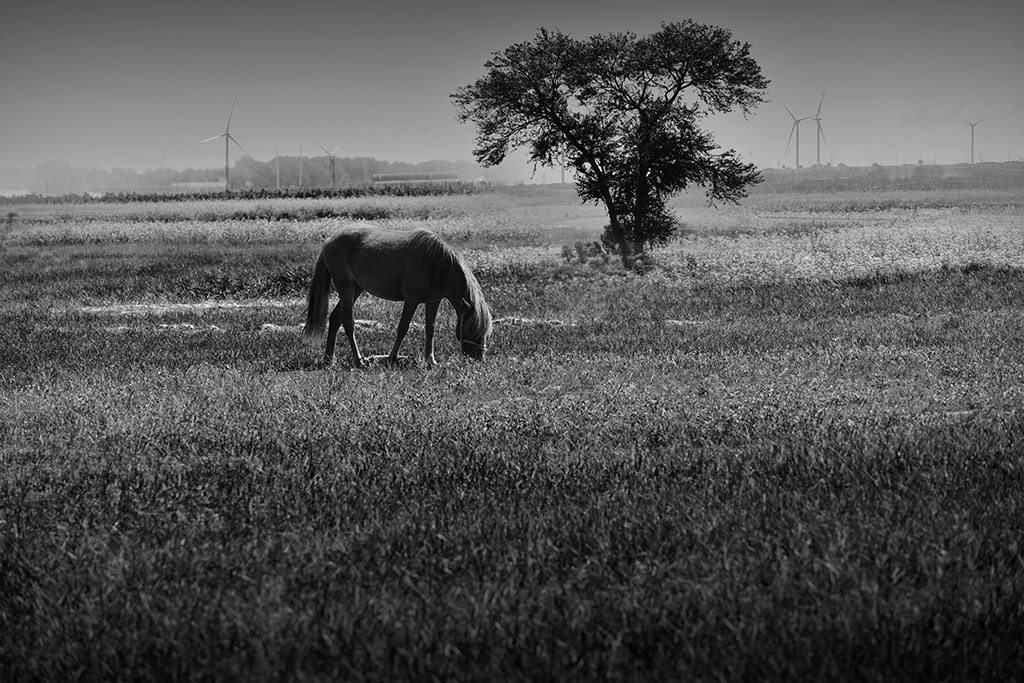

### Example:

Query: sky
xmin=1 ymin=0 xmax=1022 ymax=178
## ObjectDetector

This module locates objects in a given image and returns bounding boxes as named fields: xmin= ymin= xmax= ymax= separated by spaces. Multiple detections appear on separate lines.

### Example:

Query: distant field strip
xmin=77 ymin=299 xmax=303 ymax=315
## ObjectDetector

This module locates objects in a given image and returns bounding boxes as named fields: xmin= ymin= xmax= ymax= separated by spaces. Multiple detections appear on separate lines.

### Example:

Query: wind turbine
xmin=811 ymin=90 xmax=827 ymax=167
xmin=958 ymin=116 xmax=988 ymax=164
xmin=314 ymin=139 xmax=343 ymax=189
xmin=200 ymin=92 xmax=252 ymax=192
xmin=782 ymin=102 xmax=813 ymax=169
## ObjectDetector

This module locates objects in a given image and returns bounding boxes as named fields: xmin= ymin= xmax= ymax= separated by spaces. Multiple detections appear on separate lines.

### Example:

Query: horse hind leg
xmin=327 ymin=283 xmax=362 ymax=367
xmin=324 ymin=303 xmax=344 ymax=365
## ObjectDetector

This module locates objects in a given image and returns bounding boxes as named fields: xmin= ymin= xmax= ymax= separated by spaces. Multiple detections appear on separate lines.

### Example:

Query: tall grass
xmin=2 ymin=191 xmax=1023 ymax=681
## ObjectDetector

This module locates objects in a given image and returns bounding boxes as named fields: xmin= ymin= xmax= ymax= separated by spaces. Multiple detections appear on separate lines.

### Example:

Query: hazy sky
xmin=1 ymin=0 xmax=1021 ymax=177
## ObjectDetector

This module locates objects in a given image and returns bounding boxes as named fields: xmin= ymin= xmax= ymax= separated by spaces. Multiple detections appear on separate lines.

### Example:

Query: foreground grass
xmin=3 ymin=387 xmax=1021 ymax=681
xmin=2 ymin=196 xmax=1024 ymax=681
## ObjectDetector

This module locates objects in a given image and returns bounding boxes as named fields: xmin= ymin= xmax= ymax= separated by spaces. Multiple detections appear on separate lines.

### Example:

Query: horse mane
xmin=459 ymin=258 xmax=493 ymax=346
xmin=407 ymin=228 xmax=492 ymax=345
xmin=407 ymin=229 xmax=458 ymax=288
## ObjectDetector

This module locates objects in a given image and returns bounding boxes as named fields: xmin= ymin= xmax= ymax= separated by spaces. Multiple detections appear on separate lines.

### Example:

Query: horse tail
xmin=303 ymin=252 xmax=332 ymax=340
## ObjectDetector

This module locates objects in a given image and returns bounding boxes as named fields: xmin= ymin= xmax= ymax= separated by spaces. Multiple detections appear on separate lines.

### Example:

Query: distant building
xmin=371 ymin=172 xmax=462 ymax=185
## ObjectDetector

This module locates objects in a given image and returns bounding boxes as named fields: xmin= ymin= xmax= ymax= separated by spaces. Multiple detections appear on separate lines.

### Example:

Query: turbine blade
xmin=818 ymin=122 xmax=827 ymax=147
xmin=228 ymin=134 xmax=252 ymax=159
xmin=332 ymin=145 xmax=342 ymax=156
xmin=816 ymin=89 xmax=826 ymax=117
xmin=225 ymin=91 xmax=239 ymax=132
xmin=200 ymin=134 xmax=224 ymax=143
xmin=313 ymin=138 xmax=331 ymax=155
xmin=781 ymin=101 xmax=797 ymax=121
xmin=786 ymin=122 xmax=796 ymax=154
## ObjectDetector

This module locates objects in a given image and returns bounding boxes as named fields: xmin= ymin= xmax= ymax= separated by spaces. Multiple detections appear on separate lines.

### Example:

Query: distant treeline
xmin=754 ymin=161 xmax=1024 ymax=194
xmin=0 ymin=181 xmax=503 ymax=206
xmin=0 ymin=156 xmax=516 ymax=197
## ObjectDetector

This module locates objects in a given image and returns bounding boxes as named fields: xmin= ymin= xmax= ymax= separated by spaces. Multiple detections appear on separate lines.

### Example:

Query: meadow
xmin=1 ymin=186 xmax=1023 ymax=681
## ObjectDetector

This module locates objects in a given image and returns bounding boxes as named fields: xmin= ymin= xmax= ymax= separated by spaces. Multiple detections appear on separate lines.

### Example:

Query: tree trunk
xmin=618 ymin=240 xmax=634 ymax=268
xmin=603 ymin=214 xmax=634 ymax=269
xmin=619 ymin=239 xmax=646 ymax=269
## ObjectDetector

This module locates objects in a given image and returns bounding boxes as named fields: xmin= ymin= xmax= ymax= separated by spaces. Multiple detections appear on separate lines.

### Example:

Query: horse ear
xmin=461 ymin=298 xmax=472 ymax=313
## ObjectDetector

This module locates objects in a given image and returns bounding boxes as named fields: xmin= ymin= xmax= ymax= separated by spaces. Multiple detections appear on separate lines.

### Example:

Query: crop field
xmin=2 ymin=187 xmax=1023 ymax=681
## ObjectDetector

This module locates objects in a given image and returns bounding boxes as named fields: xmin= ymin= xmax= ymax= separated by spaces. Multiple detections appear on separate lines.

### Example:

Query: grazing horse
xmin=303 ymin=223 xmax=492 ymax=367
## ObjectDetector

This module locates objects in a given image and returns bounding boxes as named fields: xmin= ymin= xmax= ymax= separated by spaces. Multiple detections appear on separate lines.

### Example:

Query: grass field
xmin=2 ymin=187 xmax=1023 ymax=681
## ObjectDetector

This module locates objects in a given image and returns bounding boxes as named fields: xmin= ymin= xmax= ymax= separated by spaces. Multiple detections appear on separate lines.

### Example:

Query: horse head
xmin=457 ymin=296 xmax=491 ymax=360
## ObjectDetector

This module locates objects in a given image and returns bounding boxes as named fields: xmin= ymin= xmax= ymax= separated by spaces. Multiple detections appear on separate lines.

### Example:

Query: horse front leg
xmin=388 ymin=300 xmax=419 ymax=364
xmin=423 ymin=300 xmax=440 ymax=365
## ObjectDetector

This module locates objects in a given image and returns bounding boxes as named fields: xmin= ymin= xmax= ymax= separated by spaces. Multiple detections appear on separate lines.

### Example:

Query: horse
xmin=303 ymin=223 xmax=492 ymax=367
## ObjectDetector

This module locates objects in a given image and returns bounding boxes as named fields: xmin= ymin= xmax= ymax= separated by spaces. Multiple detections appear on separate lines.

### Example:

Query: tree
xmin=30 ymin=160 xmax=84 ymax=195
xmin=452 ymin=21 xmax=769 ymax=266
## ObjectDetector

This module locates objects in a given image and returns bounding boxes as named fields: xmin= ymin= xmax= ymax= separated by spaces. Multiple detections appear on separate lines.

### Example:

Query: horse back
xmin=322 ymin=224 xmax=454 ymax=303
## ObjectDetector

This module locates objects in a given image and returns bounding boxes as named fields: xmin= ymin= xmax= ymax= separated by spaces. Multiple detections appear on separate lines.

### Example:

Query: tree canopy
xmin=452 ymin=20 xmax=770 ymax=264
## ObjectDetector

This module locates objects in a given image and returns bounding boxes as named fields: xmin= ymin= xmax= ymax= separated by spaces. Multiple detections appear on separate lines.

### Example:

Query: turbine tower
xmin=314 ymin=139 xmax=343 ymax=189
xmin=958 ymin=116 xmax=988 ymax=164
xmin=782 ymin=102 xmax=813 ymax=169
xmin=200 ymin=93 xmax=252 ymax=192
xmin=811 ymin=90 xmax=827 ymax=167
